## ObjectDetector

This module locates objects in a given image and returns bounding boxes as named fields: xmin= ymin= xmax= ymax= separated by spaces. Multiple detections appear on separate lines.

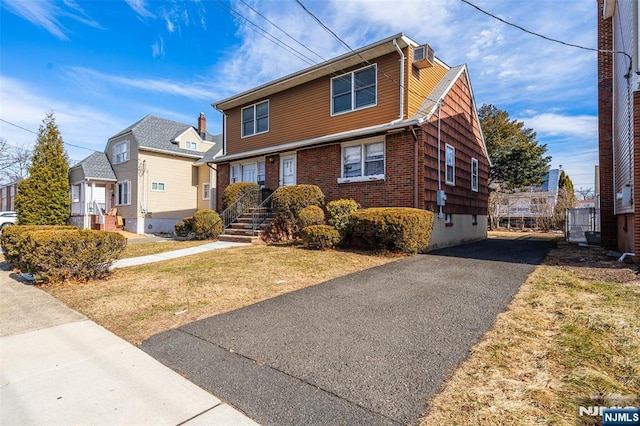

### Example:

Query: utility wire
xmin=294 ymin=0 xmax=353 ymax=52
xmin=0 ymin=118 xmax=99 ymax=152
xmin=460 ymin=0 xmax=633 ymax=65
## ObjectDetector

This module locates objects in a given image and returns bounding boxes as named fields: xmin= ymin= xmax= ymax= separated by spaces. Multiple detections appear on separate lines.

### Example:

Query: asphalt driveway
xmin=141 ymin=237 xmax=553 ymax=425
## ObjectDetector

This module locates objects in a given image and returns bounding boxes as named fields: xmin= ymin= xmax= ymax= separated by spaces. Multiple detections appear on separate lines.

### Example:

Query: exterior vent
xmin=413 ymin=45 xmax=434 ymax=69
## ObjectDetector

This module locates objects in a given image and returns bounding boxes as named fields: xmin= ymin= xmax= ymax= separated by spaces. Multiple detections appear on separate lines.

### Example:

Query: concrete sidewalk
xmin=0 ymin=268 xmax=258 ymax=425
xmin=112 ymin=240 xmax=246 ymax=269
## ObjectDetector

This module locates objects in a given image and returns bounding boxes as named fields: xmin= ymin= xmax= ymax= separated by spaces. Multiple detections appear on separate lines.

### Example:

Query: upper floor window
xmin=151 ymin=182 xmax=165 ymax=191
xmin=331 ymin=65 xmax=377 ymax=115
xmin=471 ymin=158 xmax=478 ymax=192
xmin=445 ymin=144 xmax=455 ymax=186
xmin=186 ymin=141 xmax=198 ymax=150
xmin=242 ymin=100 xmax=269 ymax=137
xmin=339 ymin=140 xmax=384 ymax=183
xmin=113 ymin=140 xmax=129 ymax=164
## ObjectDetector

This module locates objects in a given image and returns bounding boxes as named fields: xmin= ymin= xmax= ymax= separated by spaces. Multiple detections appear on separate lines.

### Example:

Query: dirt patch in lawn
xmin=420 ymin=238 xmax=640 ymax=425
xmin=43 ymin=245 xmax=399 ymax=345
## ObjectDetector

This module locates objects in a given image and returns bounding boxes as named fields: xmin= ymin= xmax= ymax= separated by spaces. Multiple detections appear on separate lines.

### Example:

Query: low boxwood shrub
xmin=192 ymin=209 xmax=223 ymax=240
xmin=326 ymin=199 xmax=359 ymax=234
xmin=298 ymin=205 xmax=325 ymax=229
xmin=350 ymin=207 xmax=434 ymax=253
xmin=223 ymin=182 xmax=260 ymax=209
xmin=272 ymin=184 xmax=324 ymax=219
xmin=1 ymin=225 xmax=77 ymax=266
xmin=174 ymin=216 xmax=194 ymax=237
xmin=20 ymin=229 xmax=126 ymax=283
xmin=301 ymin=225 xmax=341 ymax=250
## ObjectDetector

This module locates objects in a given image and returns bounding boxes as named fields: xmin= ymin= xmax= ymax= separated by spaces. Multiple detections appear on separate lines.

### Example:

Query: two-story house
xmin=210 ymin=33 xmax=489 ymax=249
xmin=598 ymin=0 xmax=639 ymax=254
xmin=69 ymin=114 xmax=221 ymax=234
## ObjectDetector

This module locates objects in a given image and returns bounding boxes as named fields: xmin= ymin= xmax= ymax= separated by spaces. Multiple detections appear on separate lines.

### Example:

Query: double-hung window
xmin=471 ymin=158 xmax=478 ymax=192
xmin=151 ymin=182 xmax=165 ymax=191
xmin=340 ymin=140 xmax=385 ymax=182
xmin=331 ymin=65 xmax=377 ymax=115
xmin=241 ymin=100 xmax=269 ymax=137
xmin=113 ymin=140 xmax=129 ymax=164
xmin=445 ymin=144 xmax=455 ymax=185
xmin=116 ymin=181 xmax=130 ymax=206
xmin=230 ymin=160 xmax=266 ymax=186
xmin=202 ymin=183 xmax=210 ymax=200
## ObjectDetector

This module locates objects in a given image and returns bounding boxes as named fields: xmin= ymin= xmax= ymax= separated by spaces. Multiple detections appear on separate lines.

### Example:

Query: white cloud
xmin=124 ymin=0 xmax=155 ymax=18
xmin=152 ymin=37 xmax=165 ymax=58
xmin=520 ymin=113 xmax=597 ymax=138
xmin=62 ymin=67 xmax=217 ymax=100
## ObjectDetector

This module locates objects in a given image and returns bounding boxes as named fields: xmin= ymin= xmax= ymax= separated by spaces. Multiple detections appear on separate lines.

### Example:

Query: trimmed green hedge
xmin=301 ymin=225 xmax=341 ymax=250
xmin=298 ymin=205 xmax=325 ymax=229
xmin=223 ymin=182 xmax=259 ymax=209
xmin=272 ymin=184 xmax=324 ymax=219
xmin=326 ymin=199 xmax=359 ymax=234
xmin=20 ymin=229 xmax=126 ymax=283
xmin=192 ymin=209 xmax=223 ymax=240
xmin=350 ymin=207 xmax=434 ymax=253
xmin=1 ymin=225 xmax=77 ymax=266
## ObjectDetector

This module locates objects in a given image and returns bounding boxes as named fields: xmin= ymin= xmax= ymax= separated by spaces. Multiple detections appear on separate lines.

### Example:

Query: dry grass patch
xmin=122 ymin=240 xmax=208 ymax=258
xmin=43 ymin=245 xmax=398 ymax=345
xmin=420 ymin=240 xmax=640 ymax=425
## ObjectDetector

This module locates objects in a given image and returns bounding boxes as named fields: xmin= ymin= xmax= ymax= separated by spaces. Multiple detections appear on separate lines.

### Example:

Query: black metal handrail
xmin=220 ymin=188 xmax=261 ymax=229
xmin=251 ymin=189 xmax=276 ymax=235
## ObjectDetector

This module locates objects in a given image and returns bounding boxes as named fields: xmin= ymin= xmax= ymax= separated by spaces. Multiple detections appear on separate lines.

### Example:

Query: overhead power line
xmin=0 ymin=118 xmax=99 ymax=152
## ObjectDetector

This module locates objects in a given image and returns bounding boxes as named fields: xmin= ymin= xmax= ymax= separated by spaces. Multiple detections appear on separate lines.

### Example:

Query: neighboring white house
xmin=69 ymin=113 xmax=222 ymax=234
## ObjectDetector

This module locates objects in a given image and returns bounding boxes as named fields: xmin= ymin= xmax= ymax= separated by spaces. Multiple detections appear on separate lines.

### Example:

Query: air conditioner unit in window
xmin=413 ymin=44 xmax=434 ymax=69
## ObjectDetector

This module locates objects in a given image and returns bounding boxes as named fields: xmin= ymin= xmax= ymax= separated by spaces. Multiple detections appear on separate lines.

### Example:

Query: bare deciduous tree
xmin=0 ymin=139 xmax=32 ymax=185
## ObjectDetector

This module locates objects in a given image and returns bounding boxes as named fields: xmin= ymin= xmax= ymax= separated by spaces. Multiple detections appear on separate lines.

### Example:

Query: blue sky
xmin=1 ymin=0 xmax=598 ymax=192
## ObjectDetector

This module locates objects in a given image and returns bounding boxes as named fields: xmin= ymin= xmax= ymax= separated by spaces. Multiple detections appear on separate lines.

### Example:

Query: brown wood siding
xmin=225 ymin=52 xmax=402 ymax=155
xmin=422 ymin=72 xmax=489 ymax=215
xmin=405 ymin=47 xmax=449 ymax=119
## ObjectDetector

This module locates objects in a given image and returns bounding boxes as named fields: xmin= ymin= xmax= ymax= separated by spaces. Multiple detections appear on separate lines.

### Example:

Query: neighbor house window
xmin=186 ymin=141 xmax=198 ymax=150
xmin=113 ymin=140 xmax=129 ymax=164
xmin=116 ymin=181 xmax=130 ymax=205
xmin=331 ymin=65 xmax=377 ymax=115
xmin=339 ymin=140 xmax=385 ymax=182
xmin=471 ymin=158 xmax=478 ymax=192
xmin=202 ymin=183 xmax=210 ymax=200
xmin=151 ymin=182 xmax=165 ymax=191
xmin=445 ymin=144 xmax=455 ymax=185
xmin=241 ymin=100 xmax=269 ymax=137
xmin=71 ymin=185 xmax=80 ymax=202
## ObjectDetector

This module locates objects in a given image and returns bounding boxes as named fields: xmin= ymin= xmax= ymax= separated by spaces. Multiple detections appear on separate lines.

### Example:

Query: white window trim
xmin=241 ymin=100 xmax=269 ymax=138
xmin=151 ymin=182 xmax=165 ymax=192
xmin=445 ymin=144 xmax=455 ymax=186
xmin=202 ymin=182 xmax=210 ymax=200
xmin=229 ymin=157 xmax=267 ymax=185
xmin=337 ymin=137 xmax=385 ymax=184
xmin=471 ymin=157 xmax=479 ymax=192
xmin=112 ymin=140 xmax=130 ymax=164
xmin=116 ymin=180 xmax=131 ymax=206
xmin=186 ymin=141 xmax=198 ymax=150
xmin=331 ymin=64 xmax=378 ymax=116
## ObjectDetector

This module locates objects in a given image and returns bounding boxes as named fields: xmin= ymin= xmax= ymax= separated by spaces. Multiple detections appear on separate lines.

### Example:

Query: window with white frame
xmin=113 ymin=140 xmax=129 ymax=164
xmin=186 ymin=141 xmax=198 ymax=150
xmin=471 ymin=158 xmax=478 ymax=192
xmin=331 ymin=65 xmax=377 ymax=115
xmin=445 ymin=144 xmax=455 ymax=185
xmin=241 ymin=100 xmax=269 ymax=137
xmin=71 ymin=185 xmax=80 ymax=202
xmin=340 ymin=140 xmax=384 ymax=182
xmin=116 ymin=181 xmax=131 ymax=205
xmin=151 ymin=182 xmax=165 ymax=191
xmin=202 ymin=182 xmax=210 ymax=200
xmin=230 ymin=160 xmax=266 ymax=186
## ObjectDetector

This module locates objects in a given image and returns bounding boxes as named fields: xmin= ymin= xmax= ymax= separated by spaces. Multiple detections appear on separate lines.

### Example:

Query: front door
xmin=281 ymin=155 xmax=296 ymax=186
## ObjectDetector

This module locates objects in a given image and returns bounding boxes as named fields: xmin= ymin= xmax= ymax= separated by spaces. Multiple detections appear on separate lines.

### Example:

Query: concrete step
xmin=218 ymin=234 xmax=259 ymax=244
xmin=223 ymin=228 xmax=260 ymax=236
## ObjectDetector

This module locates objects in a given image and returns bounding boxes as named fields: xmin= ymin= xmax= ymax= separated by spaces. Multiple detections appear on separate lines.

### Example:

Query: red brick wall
xmin=598 ymin=0 xmax=617 ymax=249
xmin=216 ymin=163 xmax=230 ymax=211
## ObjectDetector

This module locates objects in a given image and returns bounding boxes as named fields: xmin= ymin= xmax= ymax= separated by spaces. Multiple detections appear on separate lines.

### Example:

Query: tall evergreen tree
xmin=15 ymin=113 xmax=70 ymax=225
xmin=479 ymin=104 xmax=551 ymax=190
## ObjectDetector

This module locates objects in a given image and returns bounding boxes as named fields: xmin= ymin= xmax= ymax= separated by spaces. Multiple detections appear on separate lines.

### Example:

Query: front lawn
xmin=43 ymin=245 xmax=398 ymax=344
xmin=122 ymin=240 xmax=209 ymax=258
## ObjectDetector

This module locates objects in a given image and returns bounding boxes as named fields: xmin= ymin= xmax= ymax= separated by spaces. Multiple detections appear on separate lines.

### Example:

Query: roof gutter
xmin=138 ymin=146 xmax=203 ymax=159
xmin=213 ymin=119 xmax=420 ymax=163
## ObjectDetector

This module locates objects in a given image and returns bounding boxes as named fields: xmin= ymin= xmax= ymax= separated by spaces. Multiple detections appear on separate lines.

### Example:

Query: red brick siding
xmin=216 ymin=163 xmax=230 ymax=211
xmin=598 ymin=0 xmax=617 ymax=249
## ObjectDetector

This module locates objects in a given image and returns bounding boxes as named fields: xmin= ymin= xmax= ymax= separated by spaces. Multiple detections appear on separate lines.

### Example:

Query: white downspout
xmin=392 ymin=39 xmax=405 ymax=121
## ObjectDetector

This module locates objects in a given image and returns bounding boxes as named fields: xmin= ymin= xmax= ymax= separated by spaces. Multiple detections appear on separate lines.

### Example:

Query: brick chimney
xmin=197 ymin=112 xmax=207 ymax=139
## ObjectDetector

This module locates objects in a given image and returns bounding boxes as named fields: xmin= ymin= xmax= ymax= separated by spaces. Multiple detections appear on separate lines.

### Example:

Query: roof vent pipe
xmin=392 ymin=39 xmax=405 ymax=121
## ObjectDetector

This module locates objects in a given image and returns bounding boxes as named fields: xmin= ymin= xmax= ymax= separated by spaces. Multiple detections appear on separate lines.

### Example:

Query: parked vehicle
xmin=0 ymin=211 xmax=18 ymax=229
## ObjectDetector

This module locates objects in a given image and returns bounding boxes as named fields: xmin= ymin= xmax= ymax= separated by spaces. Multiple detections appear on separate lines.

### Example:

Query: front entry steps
xmin=217 ymin=210 xmax=273 ymax=244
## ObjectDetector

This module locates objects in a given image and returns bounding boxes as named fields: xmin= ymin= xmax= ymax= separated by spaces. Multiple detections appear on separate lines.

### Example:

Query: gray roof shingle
xmin=72 ymin=152 xmax=117 ymax=181
xmin=109 ymin=115 xmax=220 ymax=158
xmin=194 ymin=135 xmax=223 ymax=165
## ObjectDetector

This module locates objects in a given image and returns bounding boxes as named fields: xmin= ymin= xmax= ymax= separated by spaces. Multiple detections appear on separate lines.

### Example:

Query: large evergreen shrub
xmin=222 ymin=182 xmax=260 ymax=209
